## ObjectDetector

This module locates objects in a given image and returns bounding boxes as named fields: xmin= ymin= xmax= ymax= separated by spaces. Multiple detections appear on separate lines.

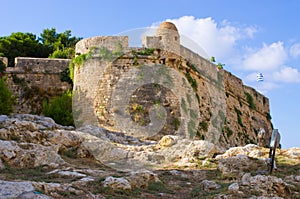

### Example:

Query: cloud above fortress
xmin=152 ymin=16 xmax=300 ymax=91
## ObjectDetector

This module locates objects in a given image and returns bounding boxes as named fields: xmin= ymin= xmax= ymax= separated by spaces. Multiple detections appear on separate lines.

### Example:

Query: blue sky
xmin=1 ymin=0 xmax=299 ymax=148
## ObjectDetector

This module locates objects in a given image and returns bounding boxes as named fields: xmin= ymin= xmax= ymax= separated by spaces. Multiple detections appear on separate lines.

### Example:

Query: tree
xmin=0 ymin=77 xmax=15 ymax=115
xmin=49 ymin=47 xmax=75 ymax=59
xmin=0 ymin=29 xmax=82 ymax=66
xmin=39 ymin=28 xmax=81 ymax=59
xmin=0 ymin=32 xmax=50 ymax=66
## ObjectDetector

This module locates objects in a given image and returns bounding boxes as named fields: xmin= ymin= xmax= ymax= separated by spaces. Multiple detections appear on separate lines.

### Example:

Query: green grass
xmin=274 ymin=155 xmax=300 ymax=178
xmin=191 ymin=181 xmax=230 ymax=198
xmin=148 ymin=181 xmax=167 ymax=192
xmin=0 ymin=163 xmax=61 ymax=183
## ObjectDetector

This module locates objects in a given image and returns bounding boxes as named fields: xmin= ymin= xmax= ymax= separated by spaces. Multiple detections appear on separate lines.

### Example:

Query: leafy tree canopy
xmin=0 ymin=29 xmax=81 ymax=66
xmin=0 ymin=32 xmax=49 ymax=66
xmin=40 ymin=28 xmax=81 ymax=59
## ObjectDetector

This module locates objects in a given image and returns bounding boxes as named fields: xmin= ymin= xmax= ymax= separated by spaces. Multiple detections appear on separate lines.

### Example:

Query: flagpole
xmin=256 ymin=72 xmax=263 ymax=92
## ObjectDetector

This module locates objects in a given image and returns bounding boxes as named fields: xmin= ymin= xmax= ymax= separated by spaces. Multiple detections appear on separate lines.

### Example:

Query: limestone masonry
xmin=73 ymin=22 xmax=273 ymax=148
xmin=1 ymin=57 xmax=71 ymax=114
xmin=0 ymin=22 xmax=272 ymax=148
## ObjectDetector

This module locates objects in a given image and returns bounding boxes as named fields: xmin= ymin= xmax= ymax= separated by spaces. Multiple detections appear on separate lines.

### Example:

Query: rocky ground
xmin=0 ymin=114 xmax=299 ymax=199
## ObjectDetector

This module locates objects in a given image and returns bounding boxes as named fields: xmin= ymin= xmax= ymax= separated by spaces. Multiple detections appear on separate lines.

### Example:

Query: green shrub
xmin=189 ymin=63 xmax=198 ymax=73
xmin=147 ymin=181 xmax=170 ymax=193
xmin=137 ymin=48 xmax=154 ymax=55
xmin=42 ymin=90 xmax=74 ymax=126
xmin=49 ymin=47 xmax=75 ymax=59
xmin=0 ymin=77 xmax=15 ymax=115
xmin=69 ymin=49 xmax=93 ymax=82
xmin=185 ymin=72 xmax=197 ymax=92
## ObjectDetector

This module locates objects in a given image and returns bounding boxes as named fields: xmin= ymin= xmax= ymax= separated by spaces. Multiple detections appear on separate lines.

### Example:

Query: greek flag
xmin=257 ymin=73 xmax=264 ymax=82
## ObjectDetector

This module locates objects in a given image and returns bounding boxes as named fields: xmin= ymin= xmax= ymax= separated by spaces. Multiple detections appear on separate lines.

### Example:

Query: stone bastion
xmin=73 ymin=22 xmax=273 ymax=148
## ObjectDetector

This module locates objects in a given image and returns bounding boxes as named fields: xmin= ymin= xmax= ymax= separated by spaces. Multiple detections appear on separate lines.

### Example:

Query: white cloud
xmin=152 ymin=16 xmax=300 ymax=92
xmin=244 ymin=72 xmax=279 ymax=94
xmin=290 ymin=43 xmax=300 ymax=58
xmin=157 ymin=16 xmax=257 ymax=60
xmin=257 ymin=82 xmax=279 ymax=94
xmin=242 ymin=42 xmax=287 ymax=71
xmin=245 ymin=72 xmax=258 ymax=82
xmin=244 ymin=26 xmax=257 ymax=38
xmin=273 ymin=66 xmax=300 ymax=83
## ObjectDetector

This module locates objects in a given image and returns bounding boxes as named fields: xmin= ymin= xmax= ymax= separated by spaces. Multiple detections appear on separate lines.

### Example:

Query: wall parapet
xmin=4 ymin=57 xmax=70 ymax=74
xmin=1 ymin=56 xmax=72 ymax=114
xmin=75 ymin=36 xmax=129 ymax=55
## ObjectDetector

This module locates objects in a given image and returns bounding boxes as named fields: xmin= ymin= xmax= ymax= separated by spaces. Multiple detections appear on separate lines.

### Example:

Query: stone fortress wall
xmin=74 ymin=22 xmax=273 ymax=148
xmin=0 ymin=57 xmax=71 ymax=114
xmin=0 ymin=22 xmax=272 ymax=148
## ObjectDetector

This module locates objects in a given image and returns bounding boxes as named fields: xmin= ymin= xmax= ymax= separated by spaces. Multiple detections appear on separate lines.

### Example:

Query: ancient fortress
xmin=1 ymin=22 xmax=272 ymax=148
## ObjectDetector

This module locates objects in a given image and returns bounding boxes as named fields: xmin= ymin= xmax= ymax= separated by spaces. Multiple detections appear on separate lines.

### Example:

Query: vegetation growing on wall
xmin=188 ymin=120 xmax=196 ymax=139
xmin=199 ymin=121 xmax=208 ymax=132
xmin=234 ymin=107 xmax=243 ymax=127
xmin=244 ymin=91 xmax=256 ymax=110
xmin=172 ymin=118 xmax=180 ymax=131
xmin=265 ymin=112 xmax=272 ymax=120
xmin=186 ymin=62 xmax=198 ymax=73
xmin=185 ymin=72 xmax=197 ymax=92
xmin=69 ymin=50 xmax=93 ymax=82
xmin=137 ymin=48 xmax=155 ymax=56
xmin=99 ymin=46 xmax=113 ymax=61
xmin=0 ymin=77 xmax=16 ymax=115
xmin=223 ymin=125 xmax=233 ymax=138
xmin=209 ymin=56 xmax=225 ymax=70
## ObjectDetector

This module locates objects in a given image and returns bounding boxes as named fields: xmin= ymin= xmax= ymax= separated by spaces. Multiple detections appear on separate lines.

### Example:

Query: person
xmin=257 ymin=128 xmax=265 ymax=147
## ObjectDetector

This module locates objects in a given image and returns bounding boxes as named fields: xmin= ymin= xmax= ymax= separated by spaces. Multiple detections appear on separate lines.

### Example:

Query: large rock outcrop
xmin=0 ymin=114 xmax=299 ymax=198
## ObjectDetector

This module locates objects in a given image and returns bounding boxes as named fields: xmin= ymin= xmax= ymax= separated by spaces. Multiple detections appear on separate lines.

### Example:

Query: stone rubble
xmin=0 ymin=114 xmax=299 ymax=198
xmin=0 ymin=180 xmax=35 ymax=198
xmin=217 ymin=154 xmax=266 ymax=178
xmin=200 ymin=180 xmax=221 ymax=191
